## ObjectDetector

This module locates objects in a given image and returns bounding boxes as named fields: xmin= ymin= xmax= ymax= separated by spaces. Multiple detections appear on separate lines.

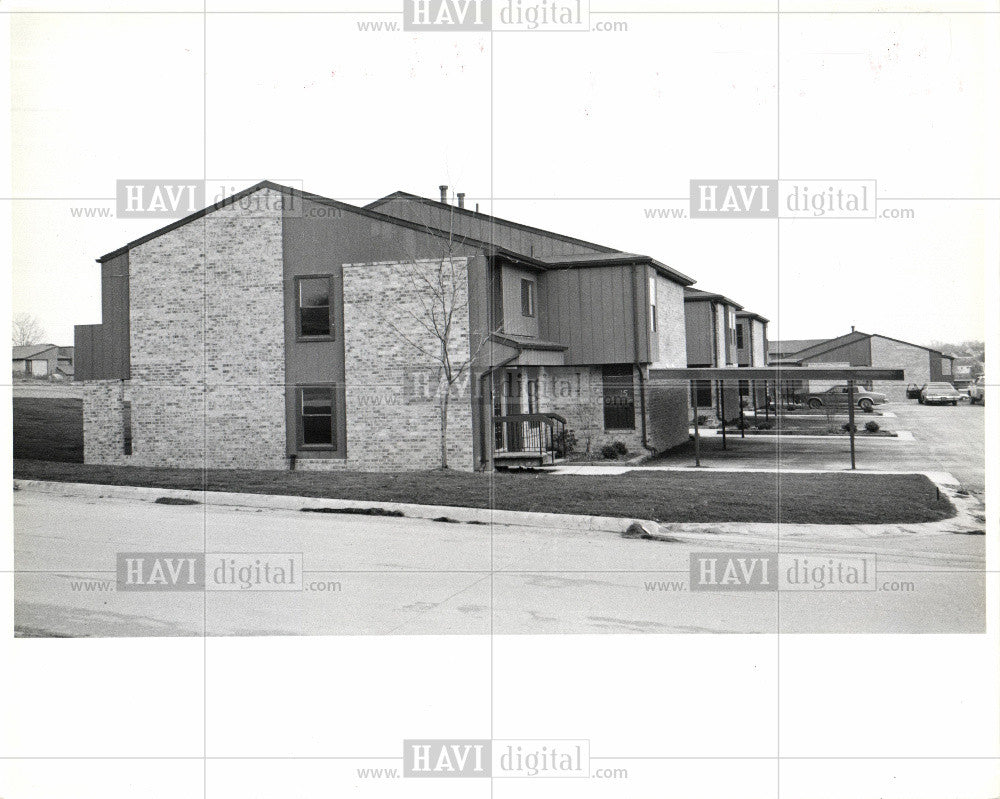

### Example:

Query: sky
xmin=5 ymin=4 xmax=998 ymax=348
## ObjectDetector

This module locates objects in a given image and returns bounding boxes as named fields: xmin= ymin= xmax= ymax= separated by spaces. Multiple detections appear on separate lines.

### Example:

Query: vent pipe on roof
xmin=439 ymin=185 xmax=449 ymax=203
xmin=851 ymin=325 xmax=855 ymax=332
xmin=457 ymin=192 xmax=465 ymax=209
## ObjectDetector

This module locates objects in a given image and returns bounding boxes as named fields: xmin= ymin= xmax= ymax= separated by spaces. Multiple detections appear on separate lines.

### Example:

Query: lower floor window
xmin=691 ymin=379 xmax=713 ymax=407
xmin=602 ymin=365 xmax=636 ymax=430
xmin=299 ymin=386 xmax=336 ymax=448
xmin=123 ymin=401 xmax=132 ymax=455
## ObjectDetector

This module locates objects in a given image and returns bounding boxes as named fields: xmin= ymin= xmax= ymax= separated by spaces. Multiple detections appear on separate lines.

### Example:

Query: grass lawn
xmin=12 ymin=397 xmax=83 ymax=463
xmin=13 ymin=459 xmax=954 ymax=524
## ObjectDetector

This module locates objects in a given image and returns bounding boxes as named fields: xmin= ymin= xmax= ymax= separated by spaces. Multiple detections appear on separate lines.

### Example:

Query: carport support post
xmin=847 ymin=379 xmax=857 ymax=470
xmin=719 ymin=381 xmax=727 ymax=449
xmin=692 ymin=382 xmax=701 ymax=467
xmin=739 ymin=387 xmax=746 ymax=438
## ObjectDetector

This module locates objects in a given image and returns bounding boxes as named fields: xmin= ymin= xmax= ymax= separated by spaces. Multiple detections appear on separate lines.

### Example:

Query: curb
xmin=686 ymin=429 xmax=913 ymax=441
xmin=12 ymin=479 xmax=660 ymax=537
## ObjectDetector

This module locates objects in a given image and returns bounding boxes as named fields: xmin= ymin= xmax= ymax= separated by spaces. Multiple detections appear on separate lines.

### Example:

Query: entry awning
xmin=649 ymin=367 xmax=905 ymax=381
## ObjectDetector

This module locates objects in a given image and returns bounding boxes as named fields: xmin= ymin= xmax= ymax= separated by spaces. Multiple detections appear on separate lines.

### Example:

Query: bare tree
xmin=12 ymin=312 xmax=46 ymax=347
xmin=385 ymin=252 xmax=491 ymax=469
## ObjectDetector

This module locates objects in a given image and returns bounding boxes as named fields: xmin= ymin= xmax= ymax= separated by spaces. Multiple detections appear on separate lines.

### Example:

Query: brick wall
xmin=82 ymin=380 xmax=126 ymax=464
xmin=83 ymin=187 xmax=288 ymax=470
xmin=651 ymin=276 xmax=687 ymax=369
xmin=338 ymin=258 xmax=475 ymax=472
xmin=752 ymin=320 xmax=767 ymax=366
xmin=870 ymin=336 xmax=929 ymax=400
xmin=645 ymin=374 xmax=690 ymax=451
xmin=647 ymin=276 xmax=691 ymax=450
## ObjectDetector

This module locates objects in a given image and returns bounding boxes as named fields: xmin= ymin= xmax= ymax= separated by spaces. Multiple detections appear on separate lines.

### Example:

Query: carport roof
xmin=649 ymin=366 xmax=905 ymax=381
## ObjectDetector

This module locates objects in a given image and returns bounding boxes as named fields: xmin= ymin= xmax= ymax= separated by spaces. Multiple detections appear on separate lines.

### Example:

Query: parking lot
xmin=655 ymin=399 xmax=985 ymax=498
xmin=890 ymin=399 xmax=985 ymax=495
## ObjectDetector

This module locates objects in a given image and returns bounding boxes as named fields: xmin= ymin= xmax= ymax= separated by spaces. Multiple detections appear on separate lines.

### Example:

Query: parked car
xmin=919 ymin=382 xmax=962 ymax=405
xmin=969 ymin=376 xmax=986 ymax=405
xmin=805 ymin=385 xmax=887 ymax=412
xmin=905 ymin=383 xmax=923 ymax=399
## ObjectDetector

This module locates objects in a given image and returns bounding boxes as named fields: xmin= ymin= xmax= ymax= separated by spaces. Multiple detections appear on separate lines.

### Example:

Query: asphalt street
xmin=13 ymin=485 xmax=985 ymax=637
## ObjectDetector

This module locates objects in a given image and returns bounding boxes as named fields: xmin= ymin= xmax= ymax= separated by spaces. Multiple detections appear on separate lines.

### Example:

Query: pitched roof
xmin=736 ymin=310 xmax=770 ymax=324
xmin=785 ymin=330 xmax=871 ymax=360
xmin=539 ymin=252 xmax=694 ymax=285
xmin=12 ymin=344 xmax=59 ymax=359
xmin=773 ymin=331 xmax=955 ymax=362
xmin=365 ymin=190 xmax=619 ymax=255
xmin=97 ymin=181 xmax=547 ymax=268
xmin=683 ymin=286 xmax=743 ymax=309
xmin=491 ymin=333 xmax=568 ymax=352
xmin=96 ymin=181 xmax=695 ymax=284
xmin=868 ymin=333 xmax=954 ymax=359
xmin=768 ymin=338 xmax=826 ymax=355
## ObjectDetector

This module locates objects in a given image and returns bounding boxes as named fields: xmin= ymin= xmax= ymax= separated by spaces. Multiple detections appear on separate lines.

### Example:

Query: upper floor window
xmin=735 ymin=323 xmax=745 ymax=350
xmin=297 ymin=276 xmax=333 ymax=339
xmin=649 ymin=276 xmax=657 ymax=332
xmin=521 ymin=278 xmax=536 ymax=318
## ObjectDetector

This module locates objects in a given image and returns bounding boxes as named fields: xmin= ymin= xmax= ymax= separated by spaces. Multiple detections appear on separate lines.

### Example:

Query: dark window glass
xmin=691 ymin=379 xmax=713 ymax=407
xmin=300 ymin=386 xmax=335 ymax=447
xmin=602 ymin=365 xmax=635 ymax=430
xmin=649 ymin=276 xmax=657 ymax=332
xmin=735 ymin=325 xmax=745 ymax=349
xmin=123 ymin=401 xmax=132 ymax=455
xmin=298 ymin=277 xmax=332 ymax=337
xmin=520 ymin=279 xmax=536 ymax=317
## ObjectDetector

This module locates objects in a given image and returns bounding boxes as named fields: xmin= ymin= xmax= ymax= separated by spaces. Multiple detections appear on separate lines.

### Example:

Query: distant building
xmin=950 ymin=356 xmax=983 ymax=387
xmin=768 ymin=330 xmax=954 ymax=400
xmin=12 ymin=344 xmax=73 ymax=378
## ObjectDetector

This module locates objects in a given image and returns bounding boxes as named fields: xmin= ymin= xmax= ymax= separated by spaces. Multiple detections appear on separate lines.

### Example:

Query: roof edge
xmin=366 ymin=190 xmax=623 ymax=255
xmin=736 ymin=311 xmax=770 ymax=323
xmin=96 ymin=181 xmax=549 ymax=268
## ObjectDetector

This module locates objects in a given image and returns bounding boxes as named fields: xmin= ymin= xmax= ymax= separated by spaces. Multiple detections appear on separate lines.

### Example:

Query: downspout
xmin=710 ymin=302 xmax=721 ymax=420
xmin=633 ymin=264 xmax=653 ymax=453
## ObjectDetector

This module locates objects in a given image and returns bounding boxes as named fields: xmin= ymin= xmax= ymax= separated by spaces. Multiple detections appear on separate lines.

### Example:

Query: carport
xmin=648 ymin=366 xmax=905 ymax=469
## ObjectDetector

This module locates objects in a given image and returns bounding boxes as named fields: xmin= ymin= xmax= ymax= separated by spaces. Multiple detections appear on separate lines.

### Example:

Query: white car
xmin=919 ymin=382 xmax=962 ymax=406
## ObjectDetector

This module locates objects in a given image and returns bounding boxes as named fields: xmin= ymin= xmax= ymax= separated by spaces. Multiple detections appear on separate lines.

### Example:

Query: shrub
xmin=612 ymin=440 xmax=629 ymax=456
xmin=695 ymin=415 xmax=709 ymax=426
xmin=841 ymin=422 xmax=857 ymax=433
xmin=756 ymin=421 xmax=774 ymax=430
xmin=865 ymin=421 xmax=880 ymax=433
xmin=554 ymin=429 xmax=578 ymax=458
xmin=600 ymin=444 xmax=620 ymax=460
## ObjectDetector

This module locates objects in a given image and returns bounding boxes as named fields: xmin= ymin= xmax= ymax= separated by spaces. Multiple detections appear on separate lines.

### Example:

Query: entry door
xmin=506 ymin=371 xmax=523 ymax=451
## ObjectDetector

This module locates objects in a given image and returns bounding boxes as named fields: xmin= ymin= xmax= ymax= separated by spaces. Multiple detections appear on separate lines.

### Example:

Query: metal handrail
xmin=493 ymin=413 xmax=565 ymax=462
